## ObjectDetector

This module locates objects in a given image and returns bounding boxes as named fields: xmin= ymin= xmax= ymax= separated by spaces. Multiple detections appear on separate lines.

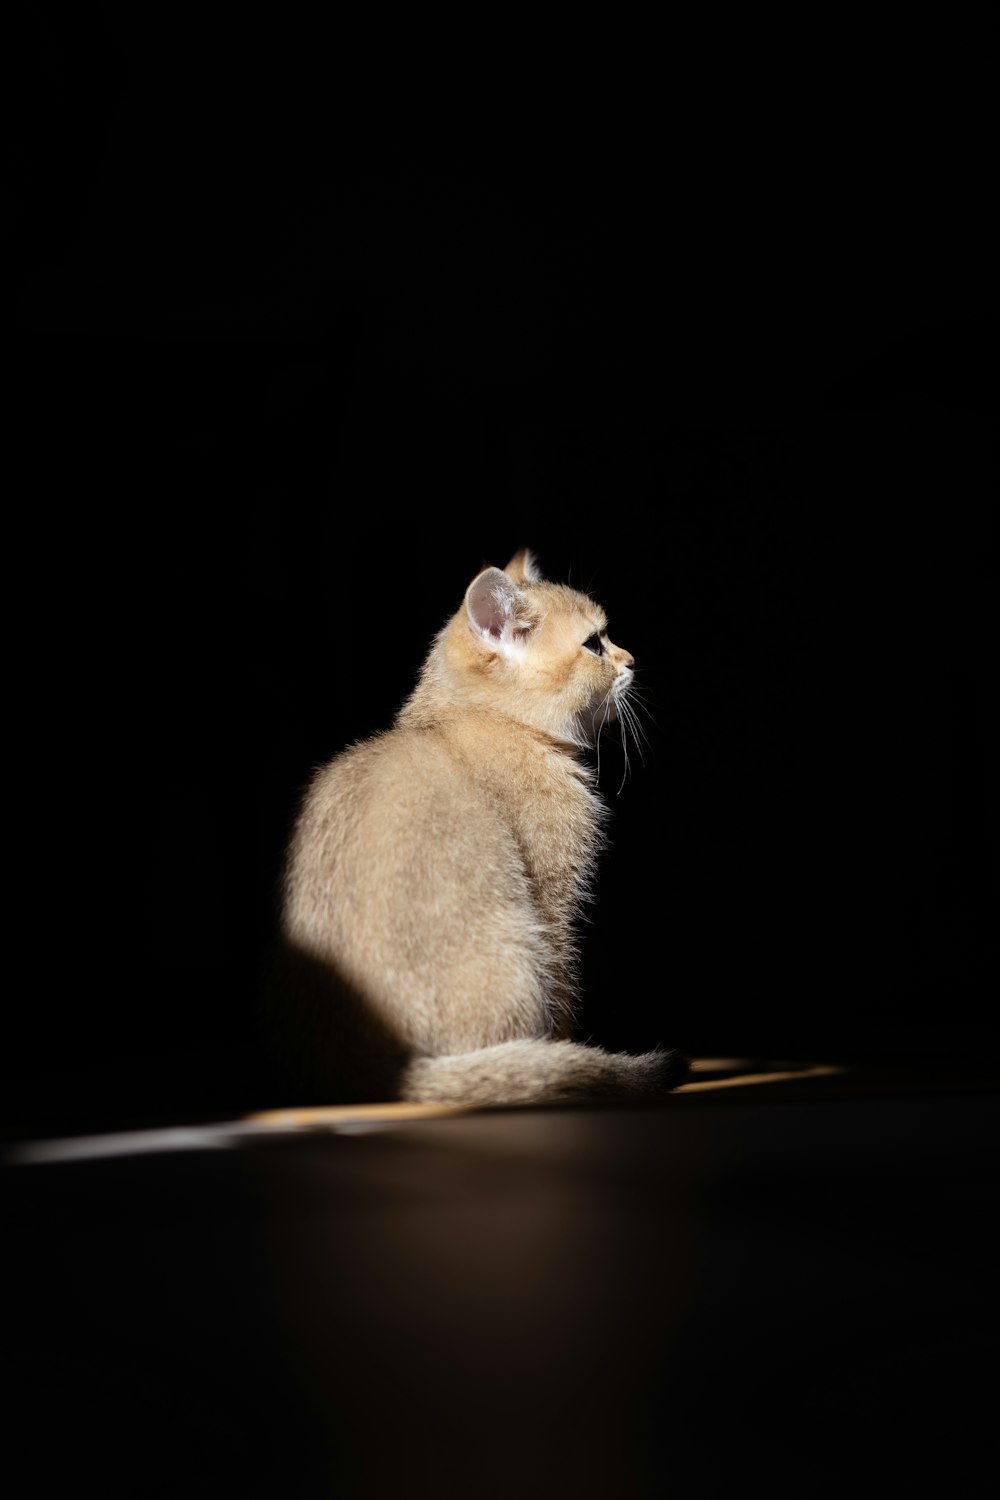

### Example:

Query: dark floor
xmin=4 ymin=1058 xmax=997 ymax=1499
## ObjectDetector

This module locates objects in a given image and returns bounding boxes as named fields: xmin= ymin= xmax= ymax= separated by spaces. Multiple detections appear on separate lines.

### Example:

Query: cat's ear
xmin=466 ymin=566 xmax=529 ymax=646
xmin=504 ymin=549 xmax=543 ymax=583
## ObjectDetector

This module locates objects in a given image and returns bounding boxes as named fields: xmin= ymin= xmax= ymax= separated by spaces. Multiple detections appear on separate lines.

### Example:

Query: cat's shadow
xmin=256 ymin=937 xmax=409 ymax=1107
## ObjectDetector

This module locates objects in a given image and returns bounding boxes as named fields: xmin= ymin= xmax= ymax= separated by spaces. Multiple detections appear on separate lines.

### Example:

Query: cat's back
xmin=285 ymin=722 xmax=473 ymax=897
xmin=291 ymin=707 xmax=597 ymax=869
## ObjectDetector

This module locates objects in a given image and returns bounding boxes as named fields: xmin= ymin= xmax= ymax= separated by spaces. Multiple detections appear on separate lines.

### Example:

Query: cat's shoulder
xmin=317 ymin=707 xmax=590 ymax=791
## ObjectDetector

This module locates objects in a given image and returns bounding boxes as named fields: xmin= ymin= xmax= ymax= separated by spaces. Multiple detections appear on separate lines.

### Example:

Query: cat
xmin=265 ymin=548 xmax=688 ymax=1107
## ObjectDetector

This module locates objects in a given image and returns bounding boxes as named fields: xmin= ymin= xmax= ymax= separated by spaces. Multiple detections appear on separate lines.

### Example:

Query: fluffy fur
xmin=266 ymin=549 xmax=687 ymax=1107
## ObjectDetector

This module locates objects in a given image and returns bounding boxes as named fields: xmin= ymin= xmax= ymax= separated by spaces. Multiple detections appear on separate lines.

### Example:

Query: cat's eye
xmin=582 ymin=633 xmax=605 ymax=656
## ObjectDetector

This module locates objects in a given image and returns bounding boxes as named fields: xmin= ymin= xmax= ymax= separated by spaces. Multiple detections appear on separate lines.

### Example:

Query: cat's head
xmin=444 ymin=549 xmax=639 ymax=753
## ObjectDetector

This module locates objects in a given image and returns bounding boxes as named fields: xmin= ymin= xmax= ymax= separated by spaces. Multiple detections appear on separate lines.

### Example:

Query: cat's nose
xmin=620 ymin=651 xmax=635 ymax=670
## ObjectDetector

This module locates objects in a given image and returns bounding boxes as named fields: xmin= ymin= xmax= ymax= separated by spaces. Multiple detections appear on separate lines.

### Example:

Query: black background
xmin=5 ymin=8 xmax=996 ymax=1128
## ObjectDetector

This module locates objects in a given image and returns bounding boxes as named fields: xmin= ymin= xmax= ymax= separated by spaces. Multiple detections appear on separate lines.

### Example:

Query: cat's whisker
xmin=625 ymin=683 xmax=656 ymax=738
xmin=595 ymin=690 xmax=614 ymax=780
xmin=618 ymin=695 xmax=648 ymax=765
xmin=619 ymin=692 xmax=642 ymax=793
xmin=619 ymin=688 xmax=654 ymax=762
xmin=595 ymin=684 xmax=639 ymax=797
xmin=616 ymin=727 xmax=630 ymax=795
xmin=628 ymin=685 xmax=655 ymax=722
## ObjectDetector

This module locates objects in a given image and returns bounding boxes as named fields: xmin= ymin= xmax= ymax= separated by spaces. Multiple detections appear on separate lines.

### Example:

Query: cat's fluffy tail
xmin=401 ymin=1038 xmax=689 ymax=1107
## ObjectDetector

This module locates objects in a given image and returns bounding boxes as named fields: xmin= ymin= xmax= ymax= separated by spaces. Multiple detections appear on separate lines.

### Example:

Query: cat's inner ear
xmin=504 ymin=548 xmax=543 ymax=584
xmin=466 ymin=567 xmax=529 ymax=645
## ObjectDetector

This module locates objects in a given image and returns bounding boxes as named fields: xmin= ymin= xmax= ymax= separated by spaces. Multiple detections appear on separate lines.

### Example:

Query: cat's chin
xmin=581 ymin=701 xmax=620 ymax=744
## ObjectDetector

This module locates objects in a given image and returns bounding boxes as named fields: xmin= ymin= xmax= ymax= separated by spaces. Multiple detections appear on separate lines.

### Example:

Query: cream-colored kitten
xmin=268 ymin=549 xmax=687 ymax=1107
